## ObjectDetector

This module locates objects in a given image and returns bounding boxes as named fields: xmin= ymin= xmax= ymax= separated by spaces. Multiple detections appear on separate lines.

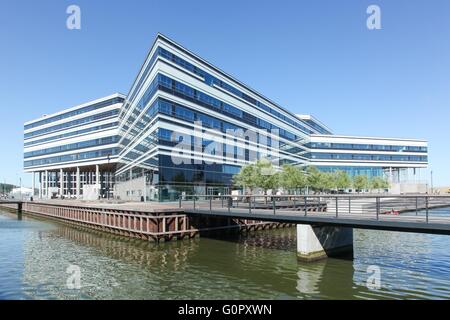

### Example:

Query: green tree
xmin=254 ymin=159 xmax=279 ymax=195
xmin=369 ymin=176 xmax=382 ymax=191
xmin=233 ymin=159 xmax=280 ymax=196
xmin=370 ymin=176 xmax=390 ymax=192
xmin=380 ymin=177 xmax=390 ymax=190
xmin=279 ymin=164 xmax=307 ymax=194
xmin=306 ymin=166 xmax=322 ymax=192
xmin=319 ymin=172 xmax=334 ymax=192
xmin=353 ymin=175 xmax=369 ymax=192
xmin=334 ymin=170 xmax=351 ymax=190
xmin=233 ymin=163 xmax=258 ymax=193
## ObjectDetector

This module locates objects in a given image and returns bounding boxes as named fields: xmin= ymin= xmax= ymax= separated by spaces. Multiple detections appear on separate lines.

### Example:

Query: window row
xmin=24 ymin=136 xmax=119 ymax=158
xmin=25 ymin=97 xmax=123 ymax=130
xmin=309 ymin=153 xmax=428 ymax=162
xmin=124 ymin=46 xmax=321 ymax=138
xmin=25 ymin=110 xmax=119 ymax=139
xmin=24 ymin=122 xmax=118 ymax=147
xmin=24 ymin=148 xmax=119 ymax=167
xmin=308 ymin=142 xmax=427 ymax=153
xmin=157 ymin=74 xmax=300 ymax=141
xmin=157 ymin=47 xmax=317 ymax=135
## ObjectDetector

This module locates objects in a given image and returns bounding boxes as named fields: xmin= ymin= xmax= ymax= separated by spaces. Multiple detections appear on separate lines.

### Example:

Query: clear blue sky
xmin=1 ymin=0 xmax=449 ymax=187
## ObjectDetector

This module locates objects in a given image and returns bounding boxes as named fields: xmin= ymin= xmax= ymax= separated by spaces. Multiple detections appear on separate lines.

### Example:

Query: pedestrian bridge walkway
xmin=182 ymin=195 xmax=450 ymax=235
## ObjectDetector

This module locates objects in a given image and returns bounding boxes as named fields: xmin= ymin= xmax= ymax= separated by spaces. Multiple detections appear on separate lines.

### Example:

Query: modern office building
xmin=24 ymin=34 xmax=428 ymax=201
xmin=24 ymin=93 xmax=124 ymax=199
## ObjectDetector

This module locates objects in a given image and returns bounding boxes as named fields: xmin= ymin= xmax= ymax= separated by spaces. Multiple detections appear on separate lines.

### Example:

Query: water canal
xmin=1 ymin=208 xmax=450 ymax=300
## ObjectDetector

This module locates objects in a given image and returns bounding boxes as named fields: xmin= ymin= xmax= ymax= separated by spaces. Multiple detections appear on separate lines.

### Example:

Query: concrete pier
xmin=296 ymin=224 xmax=353 ymax=262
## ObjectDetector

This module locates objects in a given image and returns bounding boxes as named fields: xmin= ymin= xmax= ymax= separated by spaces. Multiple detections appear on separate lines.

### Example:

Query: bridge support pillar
xmin=297 ymin=225 xmax=353 ymax=262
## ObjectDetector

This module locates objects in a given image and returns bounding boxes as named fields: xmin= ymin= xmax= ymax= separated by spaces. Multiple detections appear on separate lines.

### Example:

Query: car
xmin=447 ymin=188 xmax=450 ymax=194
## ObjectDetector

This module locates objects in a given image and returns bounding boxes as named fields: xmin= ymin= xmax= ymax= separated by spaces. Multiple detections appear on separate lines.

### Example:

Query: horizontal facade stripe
xmin=24 ymin=96 xmax=124 ymax=130
xmin=24 ymin=116 xmax=118 ymax=143
xmin=24 ymin=128 xmax=118 ymax=153
xmin=119 ymin=46 xmax=322 ymax=138
xmin=24 ymin=93 xmax=124 ymax=126
xmin=310 ymin=134 xmax=427 ymax=145
xmin=24 ymin=136 xmax=120 ymax=159
xmin=23 ymin=156 xmax=119 ymax=172
xmin=310 ymin=149 xmax=428 ymax=156
xmin=24 ymin=122 xmax=119 ymax=152
xmin=24 ymin=110 xmax=119 ymax=139
xmin=24 ymin=143 xmax=119 ymax=162
xmin=24 ymin=147 xmax=119 ymax=168
xmin=154 ymin=36 xmax=321 ymax=135
xmin=24 ymin=103 xmax=121 ymax=135
xmin=119 ymin=98 xmax=307 ymax=162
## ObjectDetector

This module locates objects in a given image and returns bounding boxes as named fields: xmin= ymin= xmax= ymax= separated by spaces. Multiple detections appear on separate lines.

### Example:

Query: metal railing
xmin=178 ymin=194 xmax=450 ymax=224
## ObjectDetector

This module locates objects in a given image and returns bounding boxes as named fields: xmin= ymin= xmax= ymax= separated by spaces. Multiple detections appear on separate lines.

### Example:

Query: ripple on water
xmin=1 ymin=210 xmax=450 ymax=299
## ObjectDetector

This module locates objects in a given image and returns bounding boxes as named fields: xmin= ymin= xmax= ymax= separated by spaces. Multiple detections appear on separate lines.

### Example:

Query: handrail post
xmin=209 ymin=196 xmax=212 ymax=214
xmin=376 ymin=197 xmax=380 ymax=221
xmin=304 ymin=196 xmax=307 ymax=216
xmin=349 ymin=197 xmax=351 ymax=214
xmin=273 ymin=197 xmax=276 ymax=215
xmin=179 ymin=195 xmax=182 ymax=209
xmin=426 ymin=196 xmax=429 ymax=223
xmin=335 ymin=197 xmax=338 ymax=218
xmin=415 ymin=197 xmax=418 ymax=216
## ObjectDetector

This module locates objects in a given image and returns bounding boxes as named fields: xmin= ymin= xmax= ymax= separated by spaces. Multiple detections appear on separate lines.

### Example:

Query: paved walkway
xmin=184 ymin=205 xmax=450 ymax=235
xmin=30 ymin=199 xmax=182 ymax=213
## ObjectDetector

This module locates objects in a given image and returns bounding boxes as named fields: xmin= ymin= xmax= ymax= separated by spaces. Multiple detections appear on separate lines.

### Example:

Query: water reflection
xmin=1 ymin=210 xmax=450 ymax=299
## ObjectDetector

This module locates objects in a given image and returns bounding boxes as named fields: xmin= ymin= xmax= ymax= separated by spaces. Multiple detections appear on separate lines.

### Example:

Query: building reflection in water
xmin=11 ymin=211 xmax=450 ymax=300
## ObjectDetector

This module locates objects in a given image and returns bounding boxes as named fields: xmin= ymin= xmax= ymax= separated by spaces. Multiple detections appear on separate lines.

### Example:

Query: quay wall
xmin=0 ymin=202 xmax=293 ymax=242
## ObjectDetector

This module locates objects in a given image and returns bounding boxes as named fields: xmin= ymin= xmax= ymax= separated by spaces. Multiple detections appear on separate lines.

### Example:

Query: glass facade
xmin=24 ymin=122 xmax=118 ymax=147
xmin=308 ymin=152 xmax=427 ymax=162
xmin=24 ymin=109 xmax=119 ymax=139
xmin=24 ymin=148 xmax=118 ymax=167
xmin=24 ymin=136 xmax=119 ymax=158
xmin=24 ymin=35 xmax=428 ymax=202
xmin=112 ymin=35 xmax=428 ymax=201
xmin=120 ymin=46 xmax=325 ymax=137
xmin=24 ymin=95 xmax=123 ymax=172
xmin=308 ymin=142 xmax=427 ymax=152
xmin=24 ymin=97 xmax=123 ymax=130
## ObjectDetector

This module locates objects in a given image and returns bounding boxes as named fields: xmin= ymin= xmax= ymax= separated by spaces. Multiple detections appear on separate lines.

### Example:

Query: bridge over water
xmin=0 ymin=200 xmax=23 ymax=213
xmin=2 ymin=195 xmax=450 ymax=262
xmin=181 ymin=195 xmax=450 ymax=261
